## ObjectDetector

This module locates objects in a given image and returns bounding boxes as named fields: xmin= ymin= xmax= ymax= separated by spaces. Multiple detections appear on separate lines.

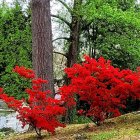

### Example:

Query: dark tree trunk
xmin=31 ymin=0 xmax=54 ymax=94
xmin=67 ymin=0 xmax=82 ymax=68
xmin=64 ymin=0 xmax=82 ymax=124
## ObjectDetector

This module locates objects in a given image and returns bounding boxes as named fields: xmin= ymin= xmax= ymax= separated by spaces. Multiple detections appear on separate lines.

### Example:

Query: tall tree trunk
xmin=31 ymin=0 xmax=54 ymax=94
xmin=64 ymin=0 xmax=82 ymax=124
xmin=67 ymin=0 xmax=82 ymax=68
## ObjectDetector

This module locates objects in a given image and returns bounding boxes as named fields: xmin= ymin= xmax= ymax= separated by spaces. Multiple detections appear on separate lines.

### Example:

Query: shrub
xmin=60 ymin=56 xmax=140 ymax=125
xmin=0 ymin=66 xmax=66 ymax=137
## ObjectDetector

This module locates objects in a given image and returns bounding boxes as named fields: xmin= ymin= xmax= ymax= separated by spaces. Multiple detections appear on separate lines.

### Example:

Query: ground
xmin=2 ymin=112 xmax=140 ymax=140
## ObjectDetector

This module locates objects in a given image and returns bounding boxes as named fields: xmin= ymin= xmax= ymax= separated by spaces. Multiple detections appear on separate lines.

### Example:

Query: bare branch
xmin=53 ymin=51 xmax=67 ymax=58
xmin=51 ymin=14 xmax=71 ymax=28
xmin=52 ymin=37 xmax=70 ymax=42
xmin=57 ymin=0 xmax=73 ymax=14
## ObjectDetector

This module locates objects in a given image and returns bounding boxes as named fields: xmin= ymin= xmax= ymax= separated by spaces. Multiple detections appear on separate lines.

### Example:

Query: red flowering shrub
xmin=0 ymin=66 xmax=66 ymax=137
xmin=60 ymin=56 xmax=140 ymax=125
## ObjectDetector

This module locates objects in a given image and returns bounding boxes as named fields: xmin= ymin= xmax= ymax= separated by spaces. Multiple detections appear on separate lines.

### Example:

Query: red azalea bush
xmin=0 ymin=66 xmax=66 ymax=137
xmin=60 ymin=56 xmax=140 ymax=125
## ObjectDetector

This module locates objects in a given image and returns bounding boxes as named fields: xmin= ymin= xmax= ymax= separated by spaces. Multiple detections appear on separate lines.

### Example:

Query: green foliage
xmin=80 ymin=0 xmax=140 ymax=70
xmin=73 ymin=115 xmax=91 ymax=124
xmin=0 ymin=127 xmax=15 ymax=139
xmin=53 ymin=0 xmax=140 ymax=70
xmin=0 ymin=132 xmax=5 ymax=139
xmin=0 ymin=2 xmax=32 ymax=99
xmin=0 ymin=127 xmax=15 ymax=135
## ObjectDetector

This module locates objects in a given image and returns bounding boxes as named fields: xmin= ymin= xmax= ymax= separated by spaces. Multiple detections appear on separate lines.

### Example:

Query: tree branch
xmin=34 ymin=127 xmax=42 ymax=138
xmin=53 ymin=51 xmax=67 ymax=58
xmin=51 ymin=14 xmax=71 ymax=28
xmin=52 ymin=37 xmax=70 ymax=42
xmin=57 ymin=0 xmax=72 ymax=14
xmin=81 ymin=21 xmax=93 ymax=31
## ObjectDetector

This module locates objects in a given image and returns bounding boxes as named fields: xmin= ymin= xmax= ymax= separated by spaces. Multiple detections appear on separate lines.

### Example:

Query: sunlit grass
xmin=91 ymin=131 xmax=117 ymax=140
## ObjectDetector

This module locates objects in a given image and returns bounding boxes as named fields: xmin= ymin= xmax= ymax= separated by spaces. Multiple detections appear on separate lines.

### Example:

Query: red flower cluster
xmin=60 ymin=56 xmax=140 ymax=125
xmin=13 ymin=66 xmax=35 ymax=79
xmin=0 ymin=66 xmax=66 ymax=136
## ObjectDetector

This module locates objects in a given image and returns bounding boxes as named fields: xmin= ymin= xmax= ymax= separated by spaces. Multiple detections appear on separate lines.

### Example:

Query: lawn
xmin=2 ymin=112 xmax=140 ymax=140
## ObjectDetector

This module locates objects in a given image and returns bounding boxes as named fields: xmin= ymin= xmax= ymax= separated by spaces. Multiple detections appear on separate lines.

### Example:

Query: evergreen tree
xmin=0 ymin=2 xmax=32 ymax=99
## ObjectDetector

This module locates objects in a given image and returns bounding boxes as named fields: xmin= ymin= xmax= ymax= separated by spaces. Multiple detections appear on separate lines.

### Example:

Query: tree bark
xmin=51 ymin=0 xmax=82 ymax=123
xmin=67 ymin=0 xmax=82 ymax=68
xmin=31 ymin=0 xmax=54 ymax=94
xmin=64 ymin=0 xmax=82 ymax=124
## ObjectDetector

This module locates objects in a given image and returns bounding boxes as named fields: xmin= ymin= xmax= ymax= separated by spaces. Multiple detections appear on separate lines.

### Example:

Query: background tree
xmin=0 ymin=2 xmax=31 ymax=99
xmin=52 ymin=0 xmax=82 ymax=68
xmin=80 ymin=0 xmax=140 ymax=70
xmin=53 ymin=0 xmax=140 ymax=70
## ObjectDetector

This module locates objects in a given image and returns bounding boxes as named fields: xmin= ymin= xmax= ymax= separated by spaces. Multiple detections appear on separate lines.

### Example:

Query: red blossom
xmin=13 ymin=66 xmax=35 ymax=79
xmin=0 ymin=66 xmax=66 ymax=136
xmin=60 ymin=56 xmax=140 ymax=125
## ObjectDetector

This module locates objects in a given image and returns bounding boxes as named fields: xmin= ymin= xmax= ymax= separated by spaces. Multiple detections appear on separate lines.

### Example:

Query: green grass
xmin=2 ymin=112 xmax=140 ymax=140
xmin=91 ymin=131 xmax=117 ymax=140
xmin=0 ymin=132 xmax=5 ymax=140
xmin=88 ymin=112 xmax=140 ymax=140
